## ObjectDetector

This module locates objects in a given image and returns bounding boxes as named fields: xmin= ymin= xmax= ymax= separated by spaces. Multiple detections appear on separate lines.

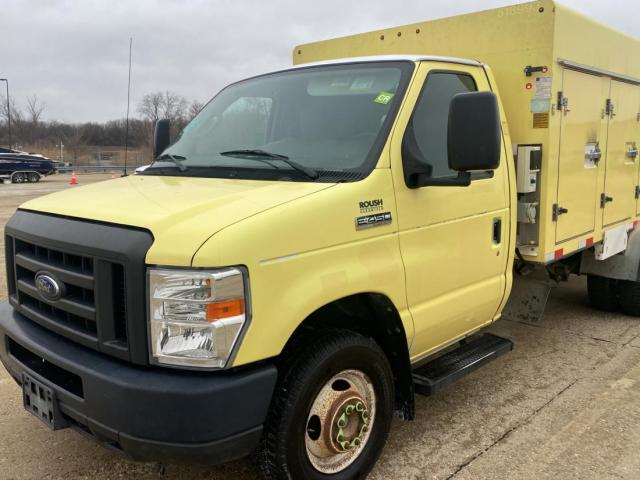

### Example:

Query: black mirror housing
xmin=153 ymin=119 xmax=171 ymax=159
xmin=447 ymin=91 xmax=501 ymax=172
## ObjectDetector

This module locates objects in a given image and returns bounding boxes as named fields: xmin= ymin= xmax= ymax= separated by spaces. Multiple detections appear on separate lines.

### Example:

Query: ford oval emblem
xmin=34 ymin=272 xmax=65 ymax=302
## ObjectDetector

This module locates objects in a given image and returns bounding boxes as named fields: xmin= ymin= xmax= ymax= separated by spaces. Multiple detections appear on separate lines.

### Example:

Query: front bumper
xmin=0 ymin=301 xmax=277 ymax=464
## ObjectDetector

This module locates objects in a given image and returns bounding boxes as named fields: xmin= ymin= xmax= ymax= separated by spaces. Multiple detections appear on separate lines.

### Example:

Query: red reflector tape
xmin=586 ymin=237 xmax=594 ymax=247
xmin=554 ymin=248 xmax=564 ymax=259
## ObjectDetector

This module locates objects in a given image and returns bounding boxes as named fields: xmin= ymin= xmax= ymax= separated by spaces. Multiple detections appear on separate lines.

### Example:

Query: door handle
xmin=492 ymin=218 xmax=502 ymax=244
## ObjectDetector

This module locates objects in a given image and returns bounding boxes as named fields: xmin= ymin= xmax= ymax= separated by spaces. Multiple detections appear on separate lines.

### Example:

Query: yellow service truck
xmin=1 ymin=1 xmax=639 ymax=478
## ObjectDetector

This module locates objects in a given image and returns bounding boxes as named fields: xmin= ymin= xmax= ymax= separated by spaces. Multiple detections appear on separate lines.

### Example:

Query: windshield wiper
xmin=153 ymin=153 xmax=188 ymax=172
xmin=219 ymin=149 xmax=319 ymax=180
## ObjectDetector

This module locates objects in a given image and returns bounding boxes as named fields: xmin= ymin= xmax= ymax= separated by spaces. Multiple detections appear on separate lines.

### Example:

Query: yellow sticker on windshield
xmin=374 ymin=91 xmax=394 ymax=105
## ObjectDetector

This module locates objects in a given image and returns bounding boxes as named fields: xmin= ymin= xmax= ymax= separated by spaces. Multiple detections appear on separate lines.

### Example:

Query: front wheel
xmin=12 ymin=172 xmax=26 ymax=183
xmin=258 ymin=330 xmax=394 ymax=480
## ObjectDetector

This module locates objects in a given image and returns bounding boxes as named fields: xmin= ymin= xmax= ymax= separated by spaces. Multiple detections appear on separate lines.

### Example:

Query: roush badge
xmin=359 ymin=199 xmax=384 ymax=213
xmin=355 ymin=212 xmax=392 ymax=230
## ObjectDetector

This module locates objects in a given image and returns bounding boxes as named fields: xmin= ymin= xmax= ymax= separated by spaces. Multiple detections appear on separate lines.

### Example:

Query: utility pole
xmin=0 ymin=79 xmax=12 ymax=149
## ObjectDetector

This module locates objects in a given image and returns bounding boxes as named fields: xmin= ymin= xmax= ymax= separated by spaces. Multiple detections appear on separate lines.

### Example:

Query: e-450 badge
xmin=355 ymin=212 xmax=392 ymax=230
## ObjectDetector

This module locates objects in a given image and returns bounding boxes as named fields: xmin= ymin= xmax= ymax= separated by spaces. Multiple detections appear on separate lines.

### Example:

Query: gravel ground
xmin=1 ymin=174 xmax=639 ymax=479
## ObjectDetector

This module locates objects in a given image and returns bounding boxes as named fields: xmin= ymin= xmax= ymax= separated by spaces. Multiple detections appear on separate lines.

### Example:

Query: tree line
xmin=0 ymin=91 xmax=204 ymax=161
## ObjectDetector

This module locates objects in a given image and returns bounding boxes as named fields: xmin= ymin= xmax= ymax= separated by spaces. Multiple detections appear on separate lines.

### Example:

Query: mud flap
xmin=501 ymin=269 xmax=555 ymax=322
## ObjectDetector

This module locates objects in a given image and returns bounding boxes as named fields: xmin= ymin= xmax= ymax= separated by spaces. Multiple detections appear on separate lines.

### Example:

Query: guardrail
xmin=55 ymin=165 xmax=144 ymax=174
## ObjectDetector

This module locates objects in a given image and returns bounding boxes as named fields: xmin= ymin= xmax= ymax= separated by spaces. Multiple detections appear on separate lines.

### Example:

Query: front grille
xmin=8 ymin=235 xmax=128 ymax=354
xmin=14 ymin=238 xmax=100 ymax=340
xmin=111 ymin=263 xmax=127 ymax=343
xmin=5 ymin=210 xmax=153 ymax=364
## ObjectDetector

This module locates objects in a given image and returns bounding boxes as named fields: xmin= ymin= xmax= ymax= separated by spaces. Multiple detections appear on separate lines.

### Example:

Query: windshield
xmin=142 ymin=61 xmax=413 ymax=182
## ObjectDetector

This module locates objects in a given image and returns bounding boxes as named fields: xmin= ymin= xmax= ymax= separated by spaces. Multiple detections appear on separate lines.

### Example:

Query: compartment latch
xmin=552 ymin=203 xmax=569 ymax=221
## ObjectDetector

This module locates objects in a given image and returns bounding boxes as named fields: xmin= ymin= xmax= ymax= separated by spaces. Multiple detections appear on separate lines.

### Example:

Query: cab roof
xmin=277 ymin=54 xmax=482 ymax=73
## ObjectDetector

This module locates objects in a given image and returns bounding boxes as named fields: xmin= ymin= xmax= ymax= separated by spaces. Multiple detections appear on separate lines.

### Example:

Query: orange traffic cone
xmin=70 ymin=173 xmax=78 ymax=185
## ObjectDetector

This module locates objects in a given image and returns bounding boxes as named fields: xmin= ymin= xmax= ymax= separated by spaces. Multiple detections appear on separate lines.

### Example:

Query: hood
xmin=21 ymin=175 xmax=335 ymax=265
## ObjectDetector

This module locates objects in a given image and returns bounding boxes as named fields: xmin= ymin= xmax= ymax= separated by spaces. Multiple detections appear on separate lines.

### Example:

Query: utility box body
xmin=294 ymin=0 xmax=640 ymax=264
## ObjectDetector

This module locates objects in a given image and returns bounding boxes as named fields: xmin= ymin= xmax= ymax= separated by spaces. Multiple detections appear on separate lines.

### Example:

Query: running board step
xmin=412 ymin=333 xmax=513 ymax=396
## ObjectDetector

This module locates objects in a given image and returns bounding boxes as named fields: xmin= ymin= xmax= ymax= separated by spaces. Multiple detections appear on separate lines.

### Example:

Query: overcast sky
xmin=1 ymin=0 xmax=636 ymax=123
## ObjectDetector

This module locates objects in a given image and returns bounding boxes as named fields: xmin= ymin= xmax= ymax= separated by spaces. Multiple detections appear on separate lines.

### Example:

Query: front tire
xmin=258 ymin=330 xmax=394 ymax=480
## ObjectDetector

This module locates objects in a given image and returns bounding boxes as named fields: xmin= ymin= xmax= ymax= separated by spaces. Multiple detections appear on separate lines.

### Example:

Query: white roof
xmin=288 ymin=54 xmax=482 ymax=70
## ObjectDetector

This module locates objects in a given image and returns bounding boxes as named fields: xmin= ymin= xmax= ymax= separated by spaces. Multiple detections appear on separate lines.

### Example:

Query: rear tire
xmin=11 ymin=172 xmax=26 ymax=183
xmin=257 ymin=330 xmax=394 ymax=480
xmin=28 ymin=172 xmax=40 ymax=182
xmin=587 ymin=274 xmax=619 ymax=312
xmin=618 ymin=280 xmax=640 ymax=317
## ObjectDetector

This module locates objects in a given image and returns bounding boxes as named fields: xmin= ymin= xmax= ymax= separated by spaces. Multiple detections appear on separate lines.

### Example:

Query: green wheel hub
xmin=335 ymin=401 xmax=369 ymax=451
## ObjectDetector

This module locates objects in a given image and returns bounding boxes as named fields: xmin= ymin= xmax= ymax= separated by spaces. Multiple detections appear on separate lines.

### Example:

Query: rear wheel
xmin=28 ymin=172 xmax=40 ymax=182
xmin=11 ymin=172 xmax=26 ymax=183
xmin=258 ymin=330 xmax=394 ymax=480
xmin=587 ymin=274 xmax=619 ymax=312
xmin=618 ymin=280 xmax=640 ymax=317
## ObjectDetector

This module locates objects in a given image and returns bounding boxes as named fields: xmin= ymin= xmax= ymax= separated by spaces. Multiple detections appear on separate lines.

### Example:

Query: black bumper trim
xmin=118 ymin=426 xmax=264 ymax=464
xmin=0 ymin=302 xmax=277 ymax=464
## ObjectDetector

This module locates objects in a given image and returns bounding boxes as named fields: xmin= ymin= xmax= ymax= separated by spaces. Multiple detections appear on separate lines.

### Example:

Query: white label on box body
xmin=533 ymin=77 xmax=552 ymax=100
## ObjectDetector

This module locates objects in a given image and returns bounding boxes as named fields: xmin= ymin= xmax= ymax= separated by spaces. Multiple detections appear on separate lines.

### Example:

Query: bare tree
xmin=137 ymin=92 xmax=164 ymax=123
xmin=0 ymin=94 xmax=22 ymax=125
xmin=25 ymin=95 xmax=46 ymax=125
xmin=189 ymin=100 xmax=204 ymax=119
xmin=0 ymin=95 xmax=24 ymax=147
xmin=138 ymin=90 xmax=189 ymax=124
xmin=63 ymin=126 xmax=86 ymax=161
xmin=161 ymin=91 xmax=188 ymax=121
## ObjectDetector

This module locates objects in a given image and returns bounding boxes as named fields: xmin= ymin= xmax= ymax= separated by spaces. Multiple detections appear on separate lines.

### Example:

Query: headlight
xmin=148 ymin=267 xmax=248 ymax=369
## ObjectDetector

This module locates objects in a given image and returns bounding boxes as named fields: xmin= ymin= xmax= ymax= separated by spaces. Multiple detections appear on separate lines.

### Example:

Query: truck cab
xmin=0 ymin=56 xmax=513 ymax=478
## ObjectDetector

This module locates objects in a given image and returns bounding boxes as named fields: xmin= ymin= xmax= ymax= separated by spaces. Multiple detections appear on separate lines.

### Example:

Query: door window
xmin=403 ymin=72 xmax=476 ymax=183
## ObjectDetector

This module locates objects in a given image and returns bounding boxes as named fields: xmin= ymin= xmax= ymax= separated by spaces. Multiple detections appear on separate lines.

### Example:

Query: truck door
xmin=391 ymin=63 xmax=511 ymax=359
xmin=555 ymin=70 xmax=609 ymax=243
xmin=602 ymin=80 xmax=640 ymax=226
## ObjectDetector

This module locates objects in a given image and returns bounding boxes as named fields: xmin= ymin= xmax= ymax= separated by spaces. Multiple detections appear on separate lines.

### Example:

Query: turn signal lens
xmin=206 ymin=299 xmax=245 ymax=321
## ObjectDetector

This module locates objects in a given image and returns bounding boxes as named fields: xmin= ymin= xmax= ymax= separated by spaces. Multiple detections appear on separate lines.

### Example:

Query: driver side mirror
xmin=153 ymin=119 xmax=171 ymax=159
xmin=447 ymin=91 xmax=501 ymax=174
xmin=406 ymin=91 xmax=502 ymax=188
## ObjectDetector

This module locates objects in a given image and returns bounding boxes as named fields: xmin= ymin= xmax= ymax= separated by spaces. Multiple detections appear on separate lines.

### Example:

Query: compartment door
xmin=556 ymin=70 xmax=607 ymax=243
xmin=603 ymin=81 xmax=640 ymax=226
